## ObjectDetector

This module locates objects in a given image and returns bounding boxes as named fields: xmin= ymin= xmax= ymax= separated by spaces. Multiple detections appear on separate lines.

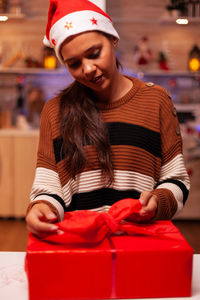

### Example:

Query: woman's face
xmin=60 ymin=31 xmax=118 ymax=93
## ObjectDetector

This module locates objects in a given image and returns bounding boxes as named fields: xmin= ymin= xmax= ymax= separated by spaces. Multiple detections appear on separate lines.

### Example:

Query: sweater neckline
xmin=96 ymin=76 xmax=142 ymax=111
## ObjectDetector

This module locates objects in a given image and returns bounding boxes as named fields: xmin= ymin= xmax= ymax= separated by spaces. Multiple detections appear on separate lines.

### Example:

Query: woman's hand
xmin=139 ymin=190 xmax=158 ymax=217
xmin=26 ymin=203 xmax=59 ymax=238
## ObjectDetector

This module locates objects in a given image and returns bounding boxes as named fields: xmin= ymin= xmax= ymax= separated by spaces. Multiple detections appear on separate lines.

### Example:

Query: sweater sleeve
xmin=152 ymin=89 xmax=190 ymax=220
xmin=28 ymin=102 xmax=65 ymax=221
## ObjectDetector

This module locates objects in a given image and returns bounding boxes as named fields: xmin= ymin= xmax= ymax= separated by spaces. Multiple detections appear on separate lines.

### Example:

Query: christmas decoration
xmin=133 ymin=36 xmax=153 ymax=66
xmin=188 ymin=45 xmax=200 ymax=72
xmin=158 ymin=51 xmax=170 ymax=71
xmin=43 ymin=46 xmax=57 ymax=69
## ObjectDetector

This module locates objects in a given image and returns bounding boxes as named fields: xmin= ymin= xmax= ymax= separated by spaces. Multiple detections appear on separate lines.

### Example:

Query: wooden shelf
xmin=0 ymin=67 xmax=68 ymax=75
xmin=159 ymin=16 xmax=200 ymax=25
xmin=175 ymin=103 xmax=200 ymax=111
xmin=112 ymin=16 xmax=200 ymax=25
xmin=0 ymin=12 xmax=25 ymax=20
xmin=0 ymin=67 xmax=199 ymax=77
xmin=123 ymin=69 xmax=200 ymax=77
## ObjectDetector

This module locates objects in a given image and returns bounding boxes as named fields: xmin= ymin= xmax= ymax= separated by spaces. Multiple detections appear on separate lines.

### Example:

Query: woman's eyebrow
xmin=64 ymin=44 xmax=101 ymax=63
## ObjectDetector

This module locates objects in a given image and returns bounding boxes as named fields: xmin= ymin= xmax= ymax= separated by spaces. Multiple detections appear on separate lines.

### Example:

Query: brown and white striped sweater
xmin=29 ymin=76 xmax=190 ymax=221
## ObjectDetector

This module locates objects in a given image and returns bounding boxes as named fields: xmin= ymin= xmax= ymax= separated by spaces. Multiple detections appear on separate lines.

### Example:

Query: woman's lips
xmin=91 ymin=74 xmax=103 ymax=84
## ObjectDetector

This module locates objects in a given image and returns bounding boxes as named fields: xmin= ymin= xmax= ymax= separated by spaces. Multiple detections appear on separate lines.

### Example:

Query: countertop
xmin=0 ymin=129 xmax=39 ymax=137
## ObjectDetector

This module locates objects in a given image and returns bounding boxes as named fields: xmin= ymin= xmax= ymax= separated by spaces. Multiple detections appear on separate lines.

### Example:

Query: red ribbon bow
xmin=43 ymin=199 xmax=178 ymax=245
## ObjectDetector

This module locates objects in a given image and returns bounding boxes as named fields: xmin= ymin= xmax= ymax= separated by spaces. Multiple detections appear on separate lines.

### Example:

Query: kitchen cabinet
xmin=0 ymin=130 xmax=39 ymax=217
xmin=0 ymin=136 xmax=13 ymax=215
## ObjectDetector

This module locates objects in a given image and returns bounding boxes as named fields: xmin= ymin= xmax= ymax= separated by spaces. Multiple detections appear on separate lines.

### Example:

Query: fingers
xmin=27 ymin=223 xmax=58 ymax=238
xmin=139 ymin=190 xmax=152 ymax=206
xmin=36 ymin=203 xmax=58 ymax=223
xmin=139 ymin=191 xmax=158 ymax=215
xmin=26 ymin=203 xmax=59 ymax=237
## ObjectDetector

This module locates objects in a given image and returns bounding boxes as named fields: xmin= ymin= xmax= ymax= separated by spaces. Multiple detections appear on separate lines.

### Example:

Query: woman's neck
xmin=94 ymin=71 xmax=133 ymax=103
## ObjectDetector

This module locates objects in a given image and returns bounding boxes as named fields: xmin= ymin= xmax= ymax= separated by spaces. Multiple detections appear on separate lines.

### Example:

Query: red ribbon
xmin=42 ymin=199 xmax=178 ymax=245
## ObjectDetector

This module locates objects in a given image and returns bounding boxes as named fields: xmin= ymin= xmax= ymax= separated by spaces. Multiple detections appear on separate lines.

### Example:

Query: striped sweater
xmin=29 ymin=76 xmax=190 ymax=221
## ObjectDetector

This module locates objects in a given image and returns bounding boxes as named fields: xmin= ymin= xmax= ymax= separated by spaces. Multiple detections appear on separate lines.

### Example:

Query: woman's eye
xmin=88 ymin=49 xmax=101 ymax=59
xmin=67 ymin=49 xmax=101 ymax=68
xmin=68 ymin=61 xmax=81 ymax=69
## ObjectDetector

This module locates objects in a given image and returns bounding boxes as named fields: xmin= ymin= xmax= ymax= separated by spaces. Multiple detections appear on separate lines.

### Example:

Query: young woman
xmin=26 ymin=0 xmax=190 ymax=237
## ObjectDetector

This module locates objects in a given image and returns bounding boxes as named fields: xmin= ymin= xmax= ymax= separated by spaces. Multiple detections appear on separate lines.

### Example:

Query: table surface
xmin=0 ymin=252 xmax=199 ymax=300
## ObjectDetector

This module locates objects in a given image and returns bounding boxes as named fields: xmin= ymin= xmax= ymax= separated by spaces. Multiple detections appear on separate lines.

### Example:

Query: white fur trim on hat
xmin=43 ymin=35 xmax=53 ymax=48
xmin=46 ymin=10 xmax=119 ymax=63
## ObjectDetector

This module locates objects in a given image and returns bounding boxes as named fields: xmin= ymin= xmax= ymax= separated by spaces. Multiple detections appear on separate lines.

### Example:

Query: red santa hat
xmin=43 ymin=0 xmax=119 ymax=63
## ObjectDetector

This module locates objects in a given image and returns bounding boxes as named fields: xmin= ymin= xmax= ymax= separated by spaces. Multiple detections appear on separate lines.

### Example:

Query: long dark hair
xmin=59 ymin=56 xmax=121 ymax=186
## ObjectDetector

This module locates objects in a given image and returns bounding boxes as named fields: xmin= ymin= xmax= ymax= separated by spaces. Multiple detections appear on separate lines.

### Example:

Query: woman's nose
xmin=82 ymin=60 xmax=96 ymax=78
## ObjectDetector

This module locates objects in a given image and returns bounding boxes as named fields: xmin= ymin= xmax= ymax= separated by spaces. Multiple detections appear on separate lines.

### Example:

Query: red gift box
xmin=26 ymin=234 xmax=113 ymax=300
xmin=25 ymin=200 xmax=193 ymax=299
xmin=112 ymin=233 xmax=193 ymax=298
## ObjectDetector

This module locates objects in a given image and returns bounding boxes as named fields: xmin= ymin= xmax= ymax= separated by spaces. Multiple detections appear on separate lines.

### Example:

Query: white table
xmin=0 ymin=252 xmax=199 ymax=300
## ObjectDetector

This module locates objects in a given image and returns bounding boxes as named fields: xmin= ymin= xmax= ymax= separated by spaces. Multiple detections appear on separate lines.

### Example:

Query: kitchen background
xmin=0 ymin=0 xmax=200 ymax=251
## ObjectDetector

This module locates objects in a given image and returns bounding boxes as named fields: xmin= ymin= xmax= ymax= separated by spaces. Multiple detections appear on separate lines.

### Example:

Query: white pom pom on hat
xmin=43 ymin=0 xmax=120 ymax=63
